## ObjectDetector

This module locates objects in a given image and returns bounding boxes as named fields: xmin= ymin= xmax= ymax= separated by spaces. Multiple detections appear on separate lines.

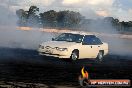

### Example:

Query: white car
xmin=38 ymin=32 xmax=108 ymax=62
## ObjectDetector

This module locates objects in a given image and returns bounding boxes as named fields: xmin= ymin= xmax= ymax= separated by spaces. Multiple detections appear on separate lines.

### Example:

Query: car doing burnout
xmin=38 ymin=32 xmax=108 ymax=61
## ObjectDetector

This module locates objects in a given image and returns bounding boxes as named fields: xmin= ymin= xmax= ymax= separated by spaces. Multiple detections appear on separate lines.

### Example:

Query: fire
xmin=81 ymin=67 xmax=89 ymax=79
xmin=79 ymin=67 xmax=89 ymax=86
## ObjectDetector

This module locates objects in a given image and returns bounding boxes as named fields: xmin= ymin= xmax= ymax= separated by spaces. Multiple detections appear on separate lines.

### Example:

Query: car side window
xmin=93 ymin=37 xmax=103 ymax=45
xmin=83 ymin=35 xmax=95 ymax=45
xmin=82 ymin=35 xmax=102 ymax=45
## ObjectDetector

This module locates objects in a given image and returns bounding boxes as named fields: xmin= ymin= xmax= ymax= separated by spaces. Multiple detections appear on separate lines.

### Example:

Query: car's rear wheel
xmin=70 ymin=50 xmax=79 ymax=61
xmin=96 ymin=51 xmax=103 ymax=62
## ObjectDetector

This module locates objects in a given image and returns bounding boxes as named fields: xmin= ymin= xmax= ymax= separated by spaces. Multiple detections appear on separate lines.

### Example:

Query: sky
xmin=0 ymin=0 xmax=132 ymax=21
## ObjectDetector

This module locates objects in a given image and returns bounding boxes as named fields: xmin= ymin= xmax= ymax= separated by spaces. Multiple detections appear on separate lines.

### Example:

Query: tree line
xmin=16 ymin=6 xmax=132 ymax=32
xmin=16 ymin=6 xmax=82 ymax=28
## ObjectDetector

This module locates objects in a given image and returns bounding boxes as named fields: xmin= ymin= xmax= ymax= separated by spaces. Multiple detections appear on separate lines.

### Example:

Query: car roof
xmin=64 ymin=31 xmax=94 ymax=35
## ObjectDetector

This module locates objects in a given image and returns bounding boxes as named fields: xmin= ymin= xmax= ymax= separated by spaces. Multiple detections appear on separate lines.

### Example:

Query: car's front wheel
xmin=96 ymin=51 xmax=104 ymax=62
xmin=70 ymin=50 xmax=79 ymax=61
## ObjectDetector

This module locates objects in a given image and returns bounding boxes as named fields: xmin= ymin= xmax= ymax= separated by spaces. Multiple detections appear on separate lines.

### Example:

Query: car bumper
xmin=39 ymin=52 xmax=70 ymax=58
xmin=104 ymin=49 xmax=109 ymax=56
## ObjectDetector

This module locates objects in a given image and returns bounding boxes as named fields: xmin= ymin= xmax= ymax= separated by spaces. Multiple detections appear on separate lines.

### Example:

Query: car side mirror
xmin=52 ymin=38 xmax=55 ymax=41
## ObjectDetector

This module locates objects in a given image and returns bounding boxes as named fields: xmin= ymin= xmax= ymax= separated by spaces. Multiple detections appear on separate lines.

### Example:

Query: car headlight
xmin=56 ymin=47 xmax=68 ymax=51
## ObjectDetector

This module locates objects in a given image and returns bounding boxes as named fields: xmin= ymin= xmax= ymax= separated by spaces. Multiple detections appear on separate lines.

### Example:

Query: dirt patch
xmin=17 ymin=27 xmax=132 ymax=39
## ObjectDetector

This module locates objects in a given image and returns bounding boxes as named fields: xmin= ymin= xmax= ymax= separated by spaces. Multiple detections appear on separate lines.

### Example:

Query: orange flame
xmin=81 ymin=67 xmax=89 ymax=79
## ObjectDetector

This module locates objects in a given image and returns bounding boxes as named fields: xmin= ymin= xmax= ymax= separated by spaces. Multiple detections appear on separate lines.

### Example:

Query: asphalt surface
xmin=0 ymin=47 xmax=132 ymax=88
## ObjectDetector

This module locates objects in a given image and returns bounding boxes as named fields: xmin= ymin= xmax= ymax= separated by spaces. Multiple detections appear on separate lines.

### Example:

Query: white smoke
xmin=0 ymin=0 xmax=132 ymax=56
xmin=82 ymin=18 xmax=132 ymax=56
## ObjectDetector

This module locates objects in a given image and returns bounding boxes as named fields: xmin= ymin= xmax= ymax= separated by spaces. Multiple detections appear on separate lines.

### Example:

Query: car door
xmin=89 ymin=37 xmax=103 ymax=58
xmin=79 ymin=35 xmax=99 ymax=58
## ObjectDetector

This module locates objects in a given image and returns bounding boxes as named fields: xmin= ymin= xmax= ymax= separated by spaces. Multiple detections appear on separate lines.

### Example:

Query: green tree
xmin=57 ymin=10 xmax=82 ymax=28
xmin=40 ymin=10 xmax=58 ymax=27
xmin=26 ymin=6 xmax=39 ymax=27
xmin=57 ymin=11 xmax=68 ymax=27
xmin=66 ymin=11 xmax=82 ymax=28
xmin=16 ymin=9 xmax=28 ymax=26
xmin=27 ymin=6 xmax=39 ymax=18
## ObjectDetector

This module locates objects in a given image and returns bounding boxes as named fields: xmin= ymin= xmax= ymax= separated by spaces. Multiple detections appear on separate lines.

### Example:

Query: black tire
xmin=96 ymin=51 xmax=103 ymax=62
xmin=70 ymin=50 xmax=79 ymax=61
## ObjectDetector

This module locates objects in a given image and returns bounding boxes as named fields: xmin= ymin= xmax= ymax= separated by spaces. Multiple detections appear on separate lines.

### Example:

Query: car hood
xmin=41 ymin=41 xmax=80 ymax=48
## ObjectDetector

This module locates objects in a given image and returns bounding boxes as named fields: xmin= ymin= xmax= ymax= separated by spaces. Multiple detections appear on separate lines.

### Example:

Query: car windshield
xmin=54 ymin=33 xmax=84 ymax=43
